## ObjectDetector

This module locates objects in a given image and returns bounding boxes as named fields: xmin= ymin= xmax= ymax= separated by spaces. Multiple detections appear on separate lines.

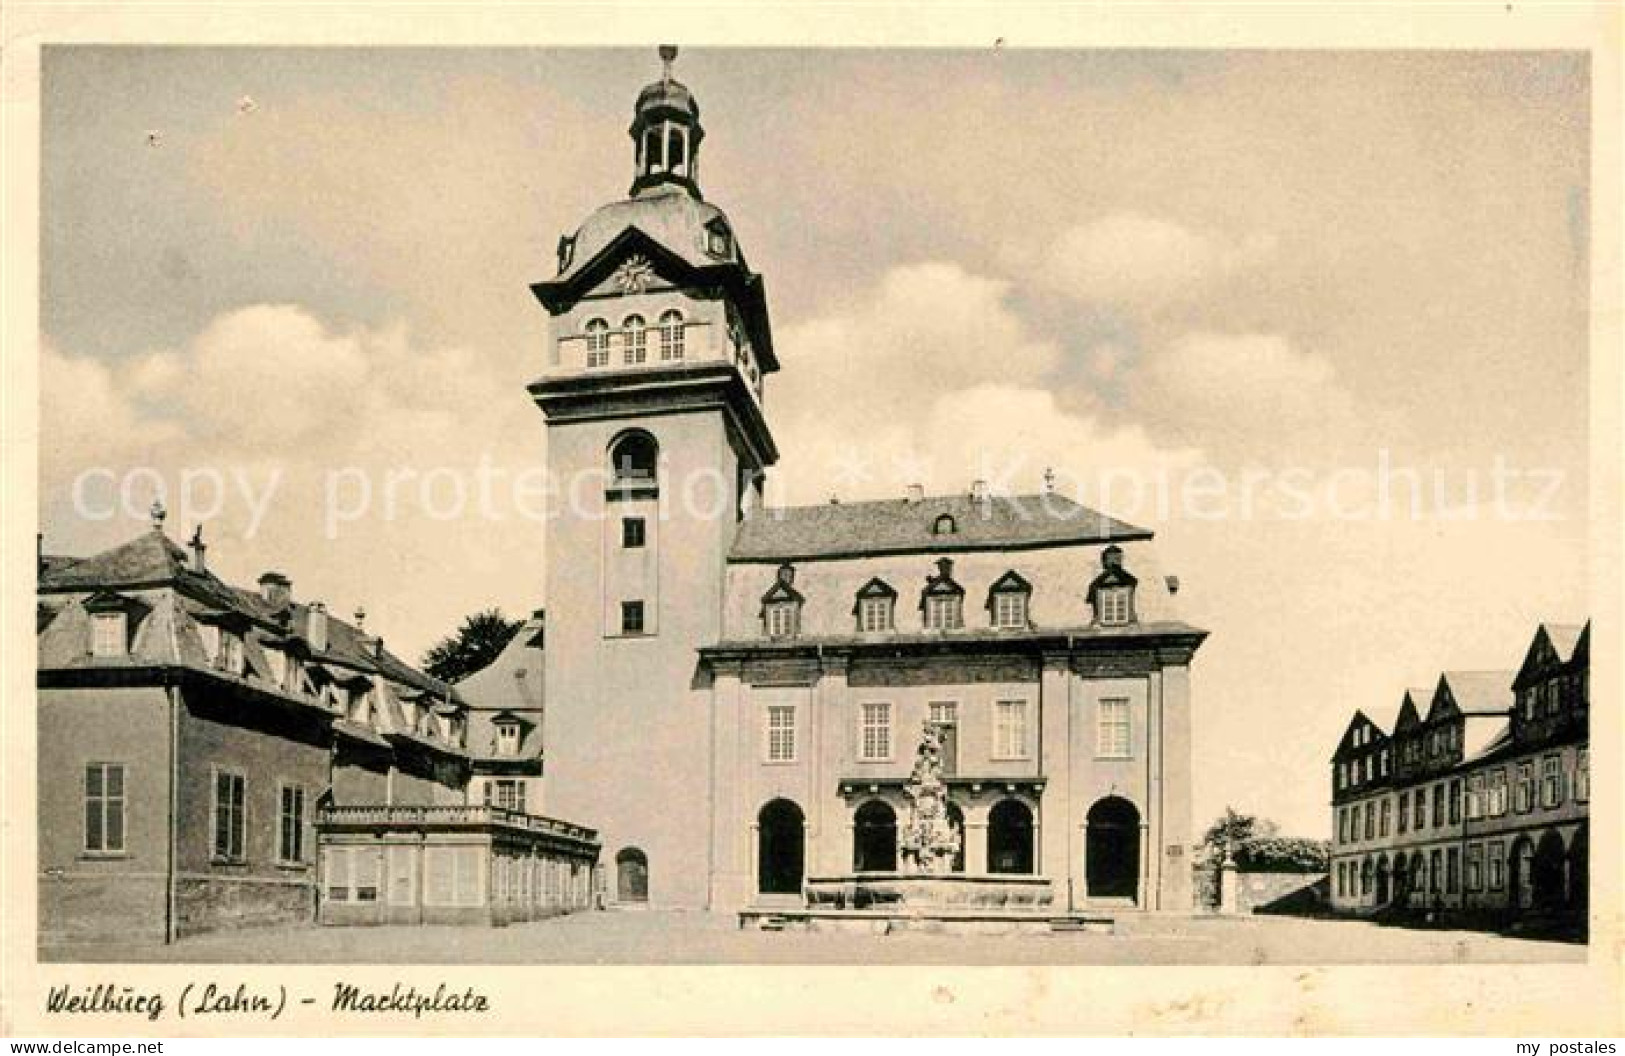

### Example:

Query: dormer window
xmin=1088 ymin=545 xmax=1138 ymax=628
xmin=622 ymin=315 xmax=647 ymax=365
xmin=658 ymin=310 xmax=685 ymax=361
xmin=91 ymin=612 xmax=127 ymax=658
xmin=932 ymin=514 xmax=957 ymax=536
xmin=921 ymin=558 xmax=965 ymax=631
xmin=220 ymin=630 xmax=245 ymax=676
xmin=761 ymin=564 xmax=803 ymax=641
xmin=496 ymin=721 xmax=521 ymax=757
xmin=854 ymin=578 xmax=897 ymax=633
xmin=84 ymin=591 xmax=145 ymax=659
xmin=585 ymin=318 xmax=611 ymax=368
xmin=987 ymin=570 xmax=1033 ymax=630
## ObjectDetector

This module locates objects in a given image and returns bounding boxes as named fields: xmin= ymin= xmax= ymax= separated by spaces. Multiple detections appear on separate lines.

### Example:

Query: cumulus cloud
xmin=1032 ymin=211 xmax=1276 ymax=311
xmin=40 ymin=305 xmax=545 ymax=658
xmin=1140 ymin=331 xmax=1354 ymax=450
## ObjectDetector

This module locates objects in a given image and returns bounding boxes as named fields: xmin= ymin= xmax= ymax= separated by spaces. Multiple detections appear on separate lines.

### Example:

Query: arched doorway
xmin=1085 ymin=796 xmax=1140 ymax=901
xmin=946 ymin=803 xmax=966 ymax=873
xmin=853 ymin=800 xmax=897 ymax=872
xmin=1532 ymin=830 xmax=1567 ymax=909
xmin=1567 ymin=825 xmax=1588 ymax=911
xmin=1375 ymin=856 xmax=1390 ymax=904
xmin=988 ymin=799 xmax=1035 ymax=874
xmin=1509 ymin=836 xmax=1535 ymax=910
xmin=758 ymin=799 xmax=806 ymax=895
xmin=615 ymin=846 xmax=648 ymax=903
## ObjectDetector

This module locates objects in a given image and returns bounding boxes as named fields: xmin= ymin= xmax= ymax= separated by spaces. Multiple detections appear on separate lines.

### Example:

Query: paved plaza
xmin=45 ymin=910 xmax=1585 ymax=965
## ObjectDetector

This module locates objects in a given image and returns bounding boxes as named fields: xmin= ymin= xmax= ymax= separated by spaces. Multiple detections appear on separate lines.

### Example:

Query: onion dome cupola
xmin=631 ymin=45 xmax=705 ymax=198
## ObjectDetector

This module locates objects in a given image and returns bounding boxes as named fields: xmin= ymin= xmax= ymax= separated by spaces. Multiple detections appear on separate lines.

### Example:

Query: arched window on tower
xmin=643 ymin=127 xmax=664 ymax=173
xmin=609 ymin=431 xmax=659 ymax=488
xmin=667 ymin=125 xmax=687 ymax=174
xmin=622 ymin=315 xmax=647 ymax=365
xmin=659 ymin=310 xmax=686 ymax=361
xmin=584 ymin=318 xmax=610 ymax=368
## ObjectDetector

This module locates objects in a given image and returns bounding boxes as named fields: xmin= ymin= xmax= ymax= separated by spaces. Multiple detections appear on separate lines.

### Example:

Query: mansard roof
xmin=730 ymin=492 xmax=1151 ymax=563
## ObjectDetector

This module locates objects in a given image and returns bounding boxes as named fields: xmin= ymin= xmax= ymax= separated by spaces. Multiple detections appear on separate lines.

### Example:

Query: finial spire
xmin=150 ymin=499 xmax=167 ymax=532
xmin=659 ymin=44 xmax=678 ymax=84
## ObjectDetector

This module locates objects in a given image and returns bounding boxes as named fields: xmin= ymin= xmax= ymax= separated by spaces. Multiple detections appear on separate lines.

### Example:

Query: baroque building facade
xmin=1328 ymin=622 xmax=1589 ymax=928
xmin=529 ymin=53 xmax=1207 ymax=914
xmin=36 ymin=514 xmax=596 ymax=943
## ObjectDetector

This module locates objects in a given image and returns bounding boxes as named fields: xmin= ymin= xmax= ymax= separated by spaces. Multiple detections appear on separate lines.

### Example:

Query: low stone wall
xmin=1192 ymin=864 xmax=1329 ymax=915
xmin=176 ymin=874 xmax=317 ymax=937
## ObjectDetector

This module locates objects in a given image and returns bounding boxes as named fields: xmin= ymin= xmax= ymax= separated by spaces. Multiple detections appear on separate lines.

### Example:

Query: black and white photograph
xmin=3 ymin=4 xmax=1620 ymax=1041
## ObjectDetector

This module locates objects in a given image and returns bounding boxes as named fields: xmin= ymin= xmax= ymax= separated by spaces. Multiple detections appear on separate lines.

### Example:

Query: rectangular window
xmin=1466 ymin=844 xmax=1484 ymax=891
xmin=485 ymin=778 xmax=526 ymax=813
xmin=859 ymin=702 xmax=892 ymax=761
xmin=278 ymin=784 xmax=306 ymax=864
xmin=1449 ymin=780 xmax=1462 ymax=824
xmin=1414 ymin=791 xmax=1426 ymax=830
xmin=1488 ymin=840 xmax=1506 ymax=891
xmin=1541 ymin=754 xmax=1562 ymax=808
xmin=766 ymin=704 xmax=797 ymax=763
xmin=1576 ymin=748 xmax=1589 ymax=803
xmin=622 ymin=517 xmax=646 ymax=548
xmin=992 ymin=592 xmax=1027 ymax=629
xmin=924 ymin=594 xmax=963 ymax=631
xmin=91 ymin=612 xmax=126 ymax=658
xmin=1515 ymin=762 xmax=1535 ymax=813
xmin=1097 ymin=697 xmax=1131 ymax=759
xmin=496 ymin=724 xmax=520 ymax=756
xmin=1429 ymin=849 xmax=1442 ymax=893
xmin=858 ymin=596 xmax=892 ymax=632
xmin=1363 ymin=802 xmax=1374 ymax=841
xmin=929 ymin=700 xmax=958 ymax=726
xmin=1431 ymin=784 xmax=1445 ymax=828
xmin=993 ymin=699 xmax=1029 ymax=759
xmin=620 ymin=600 xmax=645 ymax=635
xmin=765 ymin=602 xmax=797 ymax=640
xmin=1379 ymin=798 xmax=1391 ymax=838
xmin=1466 ymin=774 xmax=1485 ymax=820
xmin=212 ymin=770 xmax=247 ymax=862
xmin=1446 ymin=847 xmax=1460 ymax=894
xmin=328 ymin=847 xmax=381 ymax=903
xmin=1097 ymin=586 xmax=1132 ymax=626
xmin=83 ymin=763 xmax=125 ymax=854
xmin=1490 ymin=768 xmax=1509 ymax=816
xmin=198 ymin=623 xmax=221 ymax=663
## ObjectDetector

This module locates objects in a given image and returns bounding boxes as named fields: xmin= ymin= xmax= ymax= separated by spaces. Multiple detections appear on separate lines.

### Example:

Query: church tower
xmin=529 ymin=48 xmax=779 ymax=908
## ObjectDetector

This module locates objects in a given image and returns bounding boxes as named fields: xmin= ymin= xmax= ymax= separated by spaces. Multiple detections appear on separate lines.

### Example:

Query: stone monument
xmin=899 ymin=720 xmax=960 ymax=874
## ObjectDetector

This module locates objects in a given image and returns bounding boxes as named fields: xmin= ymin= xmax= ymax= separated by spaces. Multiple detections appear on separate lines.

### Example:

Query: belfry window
xmin=609 ymin=431 xmax=658 ymax=485
xmin=622 ymin=315 xmax=647 ymax=365
xmin=667 ymin=126 xmax=687 ymax=172
xmin=585 ymin=318 xmax=611 ymax=368
xmin=643 ymin=127 xmax=664 ymax=171
xmin=659 ymin=310 xmax=685 ymax=361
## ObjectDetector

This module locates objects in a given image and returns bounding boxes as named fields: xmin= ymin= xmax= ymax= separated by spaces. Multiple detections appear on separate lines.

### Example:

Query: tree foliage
xmin=421 ymin=608 xmax=522 ymax=684
xmin=1196 ymin=807 xmax=1328 ymax=872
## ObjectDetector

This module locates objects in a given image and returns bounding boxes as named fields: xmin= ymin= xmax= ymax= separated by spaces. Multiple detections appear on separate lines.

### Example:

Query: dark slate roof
xmin=456 ymin=612 xmax=546 ymax=762
xmin=38 ymin=531 xmax=191 ymax=590
xmin=729 ymin=492 xmax=1152 ymax=562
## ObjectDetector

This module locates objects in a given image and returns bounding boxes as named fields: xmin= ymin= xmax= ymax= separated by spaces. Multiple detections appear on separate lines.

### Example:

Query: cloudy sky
xmin=40 ymin=48 xmax=1589 ymax=837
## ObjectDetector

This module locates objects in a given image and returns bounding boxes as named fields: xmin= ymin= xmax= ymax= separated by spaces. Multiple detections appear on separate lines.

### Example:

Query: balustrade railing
xmin=317 ymin=804 xmax=597 ymax=843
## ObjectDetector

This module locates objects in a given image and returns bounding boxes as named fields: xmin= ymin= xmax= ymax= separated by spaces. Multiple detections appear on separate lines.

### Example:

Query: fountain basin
xmin=803 ymin=872 xmax=1054 ymax=911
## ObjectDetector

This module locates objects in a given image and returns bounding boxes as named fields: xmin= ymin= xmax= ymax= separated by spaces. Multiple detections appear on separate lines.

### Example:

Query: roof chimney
xmin=353 ymin=605 xmax=366 ymax=632
xmin=307 ymin=602 xmax=329 ymax=654
xmin=970 ymin=479 xmax=989 ymax=510
xmin=258 ymin=571 xmax=292 ymax=608
xmin=1165 ymin=575 xmax=1181 ymax=595
xmin=187 ymin=525 xmax=207 ymax=573
xmin=905 ymin=483 xmax=924 ymax=504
